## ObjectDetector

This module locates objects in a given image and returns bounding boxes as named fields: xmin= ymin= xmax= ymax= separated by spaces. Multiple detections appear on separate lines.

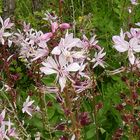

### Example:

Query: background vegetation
xmin=1 ymin=0 xmax=140 ymax=140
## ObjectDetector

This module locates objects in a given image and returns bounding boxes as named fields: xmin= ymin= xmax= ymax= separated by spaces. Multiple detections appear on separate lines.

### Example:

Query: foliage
xmin=0 ymin=0 xmax=140 ymax=140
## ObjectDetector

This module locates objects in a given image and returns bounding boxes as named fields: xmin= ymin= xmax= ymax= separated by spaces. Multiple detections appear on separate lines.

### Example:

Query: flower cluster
xmin=112 ymin=28 xmax=140 ymax=65
xmin=0 ymin=17 xmax=14 ymax=45
xmin=0 ymin=14 xmax=106 ymax=94
xmin=0 ymin=110 xmax=18 ymax=140
xmin=40 ymin=31 xmax=106 ymax=92
xmin=22 ymin=96 xmax=39 ymax=116
xmin=0 ymin=14 xmax=106 ymax=139
xmin=43 ymin=11 xmax=70 ymax=32
xmin=14 ymin=23 xmax=52 ymax=62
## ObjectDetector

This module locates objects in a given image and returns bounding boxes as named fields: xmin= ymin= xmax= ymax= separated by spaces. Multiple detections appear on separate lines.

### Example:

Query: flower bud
xmin=115 ymin=104 xmax=124 ymax=111
xmin=59 ymin=23 xmax=71 ymax=30
xmin=133 ymin=125 xmax=139 ymax=133
xmin=130 ymin=81 xmax=134 ymax=86
xmin=121 ymin=76 xmax=127 ymax=82
xmin=132 ymin=92 xmax=138 ymax=100
xmin=51 ymin=22 xmax=58 ymax=33
xmin=137 ymin=80 xmax=140 ymax=87
xmin=79 ymin=112 xmax=90 ymax=126
xmin=40 ymin=32 xmax=53 ymax=41
xmin=47 ymin=101 xmax=53 ymax=107
xmin=96 ymin=102 xmax=103 ymax=110
xmin=60 ymin=136 xmax=68 ymax=140
xmin=56 ymin=124 xmax=65 ymax=131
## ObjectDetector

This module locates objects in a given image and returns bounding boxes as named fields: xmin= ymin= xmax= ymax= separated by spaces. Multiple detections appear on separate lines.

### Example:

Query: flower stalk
xmin=91 ymin=75 xmax=99 ymax=140
xmin=63 ymin=88 xmax=81 ymax=140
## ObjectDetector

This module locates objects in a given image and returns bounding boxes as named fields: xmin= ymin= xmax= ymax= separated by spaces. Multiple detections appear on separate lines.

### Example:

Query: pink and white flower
xmin=22 ymin=96 xmax=34 ymax=116
xmin=16 ymin=28 xmax=50 ymax=62
xmin=0 ymin=109 xmax=5 ymax=124
xmin=0 ymin=17 xmax=14 ymax=29
xmin=0 ymin=17 xmax=14 ymax=45
xmin=91 ymin=48 xmax=106 ymax=68
xmin=43 ymin=11 xmax=57 ymax=22
xmin=40 ymin=54 xmax=81 ymax=92
xmin=126 ymin=28 xmax=140 ymax=39
xmin=23 ymin=22 xmax=30 ymax=32
xmin=72 ymin=79 xmax=92 ymax=93
xmin=52 ymin=32 xmax=80 ymax=54
xmin=0 ymin=110 xmax=18 ymax=140
xmin=82 ymin=34 xmax=100 ymax=50
xmin=130 ymin=0 xmax=138 ymax=5
xmin=51 ymin=32 xmax=84 ymax=62
xmin=51 ymin=22 xmax=59 ymax=33
xmin=112 ymin=29 xmax=140 ymax=64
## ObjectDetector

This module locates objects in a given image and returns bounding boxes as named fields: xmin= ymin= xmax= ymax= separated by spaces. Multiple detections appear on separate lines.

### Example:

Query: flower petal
xmin=112 ymin=36 xmax=129 ymax=52
xmin=59 ymin=76 xmax=66 ymax=92
xmin=51 ymin=46 xmax=61 ymax=55
xmin=128 ymin=49 xmax=135 ymax=65
xmin=130 ymin=38 xmax=140 ymax=52
xmin=66 ymin=63 xmax=81 ymax=72
xmin=40 ymin=67 xmax=57 ymax=75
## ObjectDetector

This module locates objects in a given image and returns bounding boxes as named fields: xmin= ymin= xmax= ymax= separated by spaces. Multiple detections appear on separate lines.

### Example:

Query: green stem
xmin=92 ymin=92 xmax=99 ymax=140
xmin=38 ymin=92 xmax=53 ymax=139
xmin=91 ymin=73 xmax=99 ymax=140
xmin=120 ymin=0 xmax=126 ymax=20
xmin=59 ymin=0 xmax=62 ymax=21
xmin=63 ymin=89 xmax=80 ymax=140
xmin=43 ymin=93 xmax=53 ymax=139
xmin=71 ymin=0 xmax=76 ymax=35
xmin=1 ymin=91 xmax=30 ymax=138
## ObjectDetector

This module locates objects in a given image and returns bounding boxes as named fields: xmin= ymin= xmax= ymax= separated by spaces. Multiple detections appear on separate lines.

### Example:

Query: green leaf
xmin=85 ymin=124 xmax=96 ymax=139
